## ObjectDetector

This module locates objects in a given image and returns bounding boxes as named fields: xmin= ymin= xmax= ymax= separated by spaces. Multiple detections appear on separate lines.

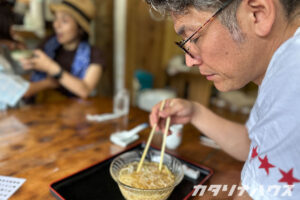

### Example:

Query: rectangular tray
xmin=50 ymin=142 xmax=213 ymax=200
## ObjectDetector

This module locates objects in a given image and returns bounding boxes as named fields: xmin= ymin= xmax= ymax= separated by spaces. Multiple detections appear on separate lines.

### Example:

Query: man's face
xmin=172 ymin=7 xmax=264 ymax=92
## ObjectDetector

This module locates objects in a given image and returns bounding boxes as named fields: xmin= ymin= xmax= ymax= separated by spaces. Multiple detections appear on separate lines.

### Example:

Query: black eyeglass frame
xmin=175 ymin=0 xmax=234 ymax=58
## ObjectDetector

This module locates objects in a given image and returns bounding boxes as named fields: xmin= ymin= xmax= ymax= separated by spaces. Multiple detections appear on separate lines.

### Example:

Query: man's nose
xmin=185 ymin=53 xmax=202 ymax=67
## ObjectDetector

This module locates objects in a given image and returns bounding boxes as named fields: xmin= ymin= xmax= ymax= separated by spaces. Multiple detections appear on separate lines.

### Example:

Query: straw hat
xmin=50 ymin=0 xmax=96 ymax=35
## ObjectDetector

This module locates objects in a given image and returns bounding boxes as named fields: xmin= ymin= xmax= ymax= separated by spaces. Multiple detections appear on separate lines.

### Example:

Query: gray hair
xmin=280 ymin=0 xmax=300 ymax=19
xmin=145 ymin=0 xmax=243 ymax=41
xmin=146 ymin=0 xmax=300 ymax=42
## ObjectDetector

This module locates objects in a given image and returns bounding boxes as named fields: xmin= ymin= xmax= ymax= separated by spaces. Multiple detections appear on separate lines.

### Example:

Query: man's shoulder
xmin=254 ymin=33 xmax=300 ymax=111
xmin=273 ymin=33 xmax=300 ymax=63
xmin=262 ymin=33 xmax=300 ymax=84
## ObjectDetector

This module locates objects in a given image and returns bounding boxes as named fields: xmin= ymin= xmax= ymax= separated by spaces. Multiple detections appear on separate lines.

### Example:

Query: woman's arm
xmin=56 ymin=64 xmax=102 ymax=99
xmin=21 ymin=50 xmax=103 ymax=99
xmin=23 ymin=78 xmax=59 ymax=98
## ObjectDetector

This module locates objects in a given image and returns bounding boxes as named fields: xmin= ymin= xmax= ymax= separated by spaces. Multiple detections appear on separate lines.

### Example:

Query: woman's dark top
xmin=38 ymin=36 xmax=105 ymax=97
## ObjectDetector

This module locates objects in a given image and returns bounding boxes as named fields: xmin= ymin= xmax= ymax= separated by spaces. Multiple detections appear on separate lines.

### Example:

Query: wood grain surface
xmin=0 ymin=97 xmax=246 ymax=199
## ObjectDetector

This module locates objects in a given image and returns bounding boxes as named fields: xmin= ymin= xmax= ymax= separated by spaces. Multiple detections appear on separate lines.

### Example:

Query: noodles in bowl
xmin=119 ymin=161 xmax=175 ymax=189
xmin=110 ymin=150 xmax=184 ymax=200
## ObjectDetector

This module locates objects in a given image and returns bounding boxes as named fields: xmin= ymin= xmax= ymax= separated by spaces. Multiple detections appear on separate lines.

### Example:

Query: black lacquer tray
xmin=50 ymin=142 xmax=213 ymax=200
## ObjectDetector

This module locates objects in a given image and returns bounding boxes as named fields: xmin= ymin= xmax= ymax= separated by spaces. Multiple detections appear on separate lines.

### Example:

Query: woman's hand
xmin=20 ymin=50 xmax=60 ymax=75
xmin=149 ymin=98 xmax=196 ymax=132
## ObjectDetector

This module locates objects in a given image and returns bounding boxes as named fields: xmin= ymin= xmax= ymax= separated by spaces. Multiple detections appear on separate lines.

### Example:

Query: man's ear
xmin=242 ymin=0 xmax=276 ymax=37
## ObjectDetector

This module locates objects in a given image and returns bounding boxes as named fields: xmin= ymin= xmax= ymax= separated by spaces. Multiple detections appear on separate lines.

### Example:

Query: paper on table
xmin=110 ymin=123 xmax=148 ymax=147
xmin=0 ymin=72 xmax=29 ymax=107
xmin=199 ymin=135 xmax=220 ymax=149
xmin=0 ymin=176 xmax=26 ymax=200
xmin=86 ymin=113 xmax=122 ymax=122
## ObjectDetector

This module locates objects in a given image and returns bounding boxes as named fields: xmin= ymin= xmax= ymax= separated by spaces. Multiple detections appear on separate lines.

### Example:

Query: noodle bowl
xmin=110 ymin=150 xmax=184 ymax=200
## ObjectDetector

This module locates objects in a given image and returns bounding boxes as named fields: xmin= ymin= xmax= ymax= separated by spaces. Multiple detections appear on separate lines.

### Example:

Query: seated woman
xmin=21 ymin=0 xmax=103 ymax=101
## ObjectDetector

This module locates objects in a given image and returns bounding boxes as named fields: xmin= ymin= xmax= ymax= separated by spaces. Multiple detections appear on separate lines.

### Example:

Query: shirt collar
xmin=294 ymin=27 xmax=300 ymax=36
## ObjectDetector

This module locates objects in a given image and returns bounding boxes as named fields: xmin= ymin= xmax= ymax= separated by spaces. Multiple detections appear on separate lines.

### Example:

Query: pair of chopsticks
xmin=137 ymin=99 xmax=172 ymax=172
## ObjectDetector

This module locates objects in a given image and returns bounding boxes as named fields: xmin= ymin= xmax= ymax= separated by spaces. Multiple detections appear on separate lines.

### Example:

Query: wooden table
xmin=0 ymin=97 xmax=245 ymax=200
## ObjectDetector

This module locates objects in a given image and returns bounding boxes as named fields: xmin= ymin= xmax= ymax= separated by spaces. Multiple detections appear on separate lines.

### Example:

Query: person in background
xmin=148 ymin=0 xmax=300 ymax=199
xmin=0 ymin=0 xmax=24 ymax=50
xmin=21 ymin=0 xmax=104 ymax=101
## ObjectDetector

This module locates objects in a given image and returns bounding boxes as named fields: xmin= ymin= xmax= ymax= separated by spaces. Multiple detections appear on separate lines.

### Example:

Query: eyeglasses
xmin=175 ymin=0 xmax=234 ymax=59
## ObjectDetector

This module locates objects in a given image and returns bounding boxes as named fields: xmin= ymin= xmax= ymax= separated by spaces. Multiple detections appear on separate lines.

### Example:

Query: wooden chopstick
xmin=137 ymin=100 xmax=166 ymax=172
xmin=159 ymin=115 xmax=171 ymax=171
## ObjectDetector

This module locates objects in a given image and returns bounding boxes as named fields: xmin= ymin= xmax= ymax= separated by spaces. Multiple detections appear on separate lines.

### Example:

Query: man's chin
xmin=214 ymin=82 xmax=242 ymax=92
